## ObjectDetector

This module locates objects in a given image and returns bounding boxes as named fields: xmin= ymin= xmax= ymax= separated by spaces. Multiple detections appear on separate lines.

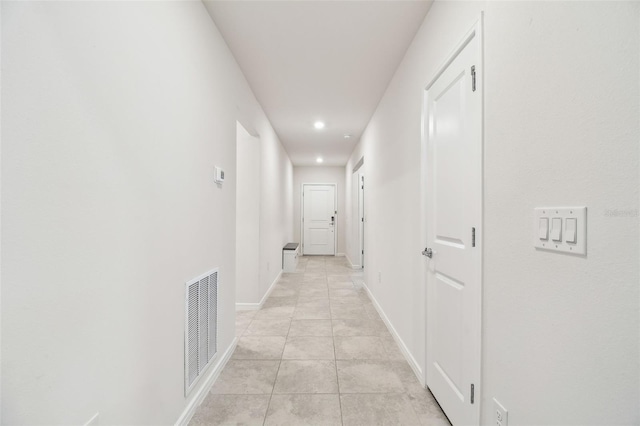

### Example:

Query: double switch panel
xmin=534 ymin=207 xmax=587 ymax=255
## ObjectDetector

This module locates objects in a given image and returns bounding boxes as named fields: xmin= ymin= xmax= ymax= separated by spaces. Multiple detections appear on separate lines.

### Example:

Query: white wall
xmin=259 ymin=128 xmax=294 ymax=297
xmin=235 ymin=123 xmax=260 ymax=304
xmin=293 ymin=166 xmax=346 ymax=255
xmin=1 ymin=2 xmax=292 ymax=424
xmin=346 ymin=1 xmax=639 ymax=424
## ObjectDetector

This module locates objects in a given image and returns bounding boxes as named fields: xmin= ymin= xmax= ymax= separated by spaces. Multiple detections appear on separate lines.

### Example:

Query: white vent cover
xmin=185 ymin=268 xmax=218 ymax=395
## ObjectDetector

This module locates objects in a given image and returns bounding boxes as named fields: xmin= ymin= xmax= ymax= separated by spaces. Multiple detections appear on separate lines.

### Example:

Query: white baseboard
xmin=344 ymin=253 xmax=361 ymax=270
xmin=174 ymin=336 xmax=238 ymax=426
xmin=336 ymin=253 xmax=346 ymax=257
xmin=235 ymin=270 xmax=282 ymax=311
xmin=235 ymin=302 xmax=260 ymax=311
xmin=362 ymin=283 xmax=425 ymax=388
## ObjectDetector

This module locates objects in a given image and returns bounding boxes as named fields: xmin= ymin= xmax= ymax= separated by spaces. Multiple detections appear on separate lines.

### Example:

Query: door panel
xmin=434 ymin=272 xmax=464 ymax=395
xmin=309 ymin=228 xmax=329 ymax=245
xmin=424 ymin=22 xmax=482 ymax=426
xmin=303 ymin=185 xmax=336 ymax=255
xmin=310 ymin=191 xmax=329 ymax=220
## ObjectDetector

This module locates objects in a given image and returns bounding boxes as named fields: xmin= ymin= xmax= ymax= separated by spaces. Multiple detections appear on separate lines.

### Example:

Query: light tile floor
xmin=190 ymin=256 xmax=450 ymax=426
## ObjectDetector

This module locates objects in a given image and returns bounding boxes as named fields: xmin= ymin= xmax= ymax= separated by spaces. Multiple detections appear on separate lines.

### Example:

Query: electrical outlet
xmin=493 ymin=398 xmax=508 ymax=426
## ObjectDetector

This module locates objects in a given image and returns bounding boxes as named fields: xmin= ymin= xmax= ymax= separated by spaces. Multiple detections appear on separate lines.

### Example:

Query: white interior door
xmin=303 ymin=184 xmax=336 ymax=255
xmin=423 ymin=21 xmax=482 ymax=426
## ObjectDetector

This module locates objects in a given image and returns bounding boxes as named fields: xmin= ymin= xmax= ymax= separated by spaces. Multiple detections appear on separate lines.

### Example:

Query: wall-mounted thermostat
xmin=214 ymin=166 xmax=225 ymax=184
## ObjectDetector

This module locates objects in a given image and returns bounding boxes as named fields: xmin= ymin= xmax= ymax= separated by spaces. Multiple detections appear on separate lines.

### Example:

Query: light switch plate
xmin=534 ymin=207 xmax=587 ymax=255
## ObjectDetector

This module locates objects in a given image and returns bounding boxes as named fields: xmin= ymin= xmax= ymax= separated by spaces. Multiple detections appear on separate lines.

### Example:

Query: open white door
xmin=302 ymin=184 xmax=336 ymax=255
xmin=423 ymin=19 xmax=483 ymax=426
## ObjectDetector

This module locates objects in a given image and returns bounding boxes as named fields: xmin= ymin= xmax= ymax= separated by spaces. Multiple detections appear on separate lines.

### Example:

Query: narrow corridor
xmin=190 ymin=256 xmax=450 ymax=425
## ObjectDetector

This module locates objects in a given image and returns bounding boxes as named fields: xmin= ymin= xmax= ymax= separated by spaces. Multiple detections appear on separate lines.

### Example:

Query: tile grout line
xmin=261 ymin=265 xmax=299 ymax=426
xmin=328 ymin=265 xmax=345 ymax=426
xmin=213 ymin=259 xmax=442 ymax=425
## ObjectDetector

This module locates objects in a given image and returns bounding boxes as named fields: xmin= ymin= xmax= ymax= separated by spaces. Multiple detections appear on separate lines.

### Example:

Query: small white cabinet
xmin=282 ymin=243 xmax=299 ymax=272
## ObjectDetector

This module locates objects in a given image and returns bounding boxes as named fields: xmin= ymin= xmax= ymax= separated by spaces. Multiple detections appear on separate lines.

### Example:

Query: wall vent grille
xmin=185 ymin=268 xmax=218 ymax=395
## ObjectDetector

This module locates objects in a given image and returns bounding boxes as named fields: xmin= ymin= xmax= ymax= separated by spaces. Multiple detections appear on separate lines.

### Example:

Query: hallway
xmin=190 ymin=256 xmax=449 ymax=425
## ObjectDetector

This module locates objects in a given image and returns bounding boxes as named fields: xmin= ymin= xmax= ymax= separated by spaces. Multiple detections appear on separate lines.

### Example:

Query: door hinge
xmin=361 ymin=185 xmax=364 ymax=189
xmin=361 ymin=217 xmax=364 ymax=222
xmin=470 ymin=384 xmax=475 ymax=404
xmin=362 ymin=250 xmax=364 ymax=254
xmin=472 ymin=227 xmax=476 ymax=247
xmin=471 ymin=66 xmax=476 ymax=92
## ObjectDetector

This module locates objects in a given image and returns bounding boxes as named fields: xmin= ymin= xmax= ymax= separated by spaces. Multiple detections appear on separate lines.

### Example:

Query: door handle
xmin=422 ymin=247 xmax=433 ymax=258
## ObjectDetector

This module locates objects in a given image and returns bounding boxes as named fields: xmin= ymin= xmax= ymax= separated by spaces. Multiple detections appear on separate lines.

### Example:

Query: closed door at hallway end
xmin=302 ymin=184 xmax=337 ymax=256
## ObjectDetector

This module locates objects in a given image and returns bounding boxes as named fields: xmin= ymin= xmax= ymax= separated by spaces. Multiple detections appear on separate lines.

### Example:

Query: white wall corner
xmin=344 ymin=253 xmax=361 ymax=270
xmin=174 ymin=337 xmax=239 ymax=426
xmin=235 ymin=269 xmax=282 ymax=311
xmin=362 ymin=283 xmax=424 ymax=387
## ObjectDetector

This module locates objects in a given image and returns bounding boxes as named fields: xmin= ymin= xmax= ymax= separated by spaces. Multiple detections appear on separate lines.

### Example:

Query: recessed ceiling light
xmin=316 ymin=157 xmax=324 ymax=163
xmin=314 ymin=121 xmax=325 ymax=130
xmin=344 ymin=134 xmax=352 ymax=139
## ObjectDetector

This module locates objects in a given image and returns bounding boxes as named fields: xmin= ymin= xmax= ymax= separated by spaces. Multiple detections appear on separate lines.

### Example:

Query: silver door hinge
xmin=472 ymin=227 xmax=476 ymax=247
xmin=471 ymin=66 xmax=476 ymax=92
xmin=470 ymin=384 xmax=475 ymax=404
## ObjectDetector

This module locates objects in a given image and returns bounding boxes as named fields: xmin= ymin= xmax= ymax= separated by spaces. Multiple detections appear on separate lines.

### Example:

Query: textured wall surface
xmin=346 ymin=1 xmax=639 ymax=424
xmin=1 ymin=2 xmax=291 ymax=423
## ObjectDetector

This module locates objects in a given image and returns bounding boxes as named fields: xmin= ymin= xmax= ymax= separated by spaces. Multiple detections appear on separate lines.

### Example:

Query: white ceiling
xmin=204 ymin=1 xmax=432 ymax=166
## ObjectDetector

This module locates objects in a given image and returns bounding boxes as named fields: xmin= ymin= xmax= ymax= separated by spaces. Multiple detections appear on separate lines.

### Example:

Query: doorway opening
xmin=351 ymin=159 xmax=365 ymax=269
xmin=235 ymin=122 xmax=261 ymax=305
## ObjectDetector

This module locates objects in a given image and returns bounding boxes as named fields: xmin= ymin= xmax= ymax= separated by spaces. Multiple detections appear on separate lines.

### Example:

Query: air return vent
xmin=184 ymin=268 xmax=218 ymax=395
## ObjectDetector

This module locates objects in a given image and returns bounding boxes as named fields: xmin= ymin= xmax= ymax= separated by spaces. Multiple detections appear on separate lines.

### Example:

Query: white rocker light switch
xmin=565 ymin=218 xmax=577 ymax=243
xmin=538 ymin=218 xmax=549 ymax=240
xmin=550 ymin=218 xmax=562 ymax=242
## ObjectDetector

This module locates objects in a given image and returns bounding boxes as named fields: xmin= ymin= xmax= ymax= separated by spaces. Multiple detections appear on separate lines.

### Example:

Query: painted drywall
xmin=235 ymin=123 xmax=261 ymax=304
xmin=1 ymin=2 xmax=291 ymax=424
xmin=481 ymin=3 xmax=638 ymax=423
xmin=293 ymin=166 xmax=346 ymax=255
xmin=346 ymin=1 xmax=639 ymax=424
xmin=258 ymin=129 xmax=294 ymax=298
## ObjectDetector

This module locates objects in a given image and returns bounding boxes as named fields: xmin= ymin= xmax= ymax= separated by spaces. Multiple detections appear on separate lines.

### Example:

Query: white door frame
xmin=301 ymin=183 xmax=338 ymax=256
xmin=352 ymin=159 xmax=365 ymax=269
xmin=420 ymin=15 xmax=483 ymax=425
xmin=358 ymin=172 xmax=365 ymax=269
